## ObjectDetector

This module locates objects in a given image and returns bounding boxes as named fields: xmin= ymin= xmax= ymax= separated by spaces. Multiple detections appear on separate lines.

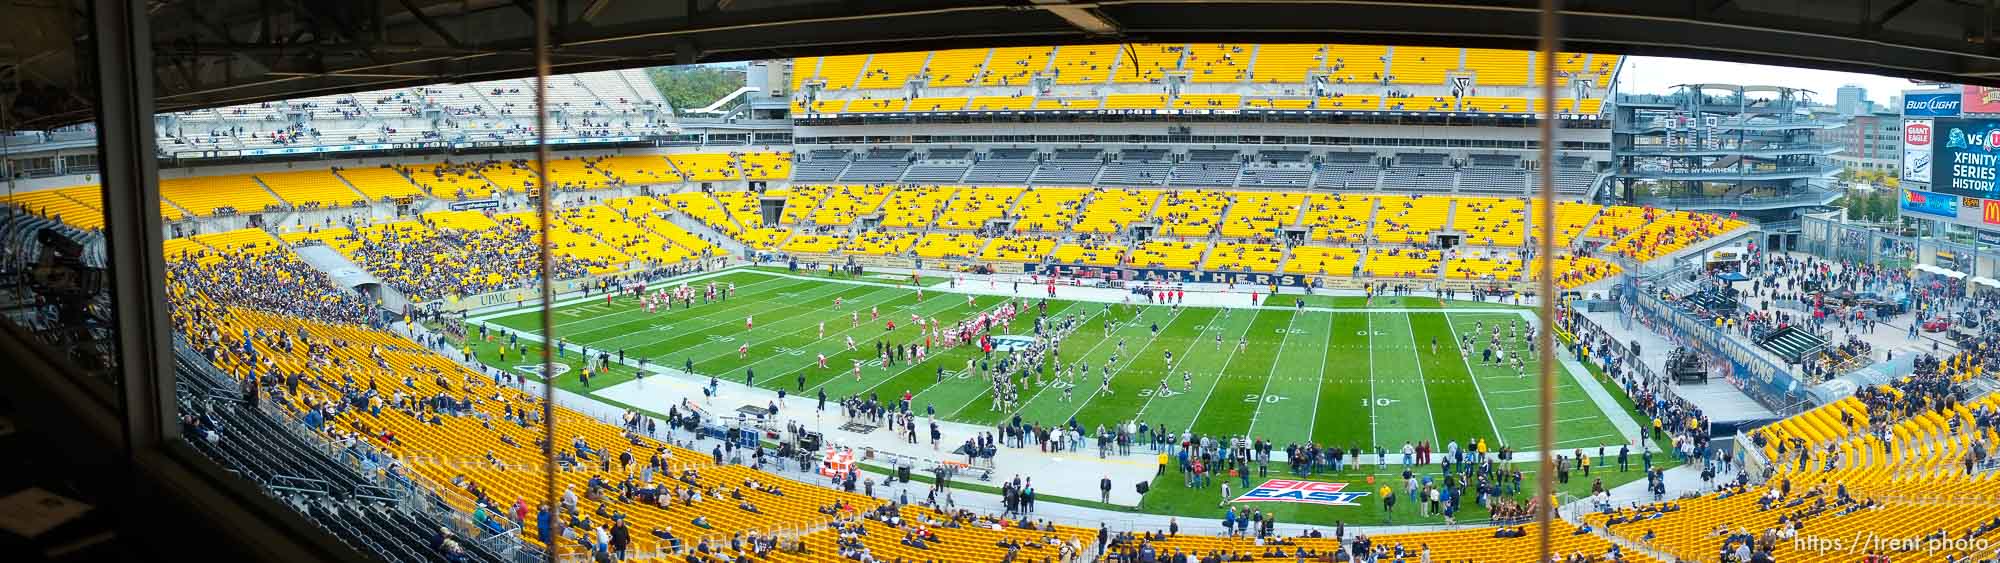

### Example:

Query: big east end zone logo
xmin=1231 ymin=479 xmax=1370 ymax=506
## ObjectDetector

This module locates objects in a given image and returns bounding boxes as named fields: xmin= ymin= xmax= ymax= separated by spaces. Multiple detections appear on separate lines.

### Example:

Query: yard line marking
xmin=1441 ymin=312 xmax=1508 ymax=444
xmin=1365 ymin=311 xmax=1378 ymax=448
xmin=1061 ymin=306 xmax=1187 ymax=422
xmin=736 ymin=287 xmax=979 ymax=383
xmin=1493 ymin=399 xmax=1586 ymax=411
xmin=1554 ymin=433 xmax=1621 ymax=448
xmin=1132 ymin=311 xmax=1231 ymax=422
xmin=934 ymin=303 xmax=1107 ymax=421
xmin=544 ymin=275 xmax=802 ymax=330
xmin=1180 ymin=313 xmax=1258 ymax=434
xmin=1399 ymin=312 xmax=1444 ymax=447
xmin=1509 ymin=416 xmax=1598 ymax=430
xmin=1244 ymin=311 xmax=1300 ymax=438
xmin=985 ymin=304 xmax=1148 ymax=420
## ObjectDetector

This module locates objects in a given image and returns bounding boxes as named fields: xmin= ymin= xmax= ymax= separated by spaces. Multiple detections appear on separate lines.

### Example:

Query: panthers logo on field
xmin=989 ymin=335 xmax=1036 ymax=352
xmin=514 ymin=363 xmax=572 ymax=378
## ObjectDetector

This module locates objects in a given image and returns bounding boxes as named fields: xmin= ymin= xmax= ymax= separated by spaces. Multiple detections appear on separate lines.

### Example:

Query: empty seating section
xmin=811 ymin=185 xmax=893 ymax=226
xmin=1464 ymin=48 xmax=1531 ymax=85
xmin=922 ymin=48 xmax=989 ymax=87
xmin=846 ymin=98 xmax=904 ymax=112
xmin=1384 ymin=154 xmax=1456 ymax=192
xmin=837 ymin=149 xmax=912 ymax=182
xmin=1452 ymin=197 xmax=1525 ymax=246
xmin=1034 ymin=153 xmax=1107 ymax=185
xmin=256 ymin=170 xmax=365 ymax=208
xmin=812 ymin=54 xmax=869 ymax=90
xmin=1129 ymin=240 xmax=1206 ymax=269
xmin=1184 ymin=44 xmax=1251 ymax=83
xmin=937 ymin=187 xmax=1023 ymax=229
xmin=711 ymin=190 xmax=767 ymax=229
xmin=790 ymin=57 xmax=819 ymax=91
xmin=4 ymin=186 xmax=108 ymax=229
xmin=1284 ymin=246 xmax=1360 ymax=276
xmin=856 ymin=51 xmax=927 ymax=89
xmin=1458 ymin=156 xmax=1529 ymax=193
xmin=334 ymin=167 xmax=425 ymax=200
xmin=777 ymin=185 xmax=828 ymax=225
xmin=738 ymin=227 xmax=791 ymax=250
xmin=1103 ymin=94 xmax=1168 ymax=109
xmin=592 ymin=155 xmax=682 ymax=185
xmin=278 ymin=227 xmax=359 ymax=255
xmin=1033 ymin=98 xmax=1100 ymax=110
xmin=1373 ymin=195 xmax=1452 ymax=244
xmin=792 ymin=153 xmax=850 ymax=183
xmin=192 ymin=227 xmax=284 ymax=257
xmin=873 ymin=186 xmax=951 ymax=228
xmin=1446 ymin=249 xmax=1523 ymax=282
xmin=1113 ymin=44 xmax=1181 ymax=84
xmin=967 ymin=95 xmax=1033 ymax=111
xmin=1365 ymin=248 xmax=1441 ymax=279
xmin=1011 ymin=187 xmax=1089 ymax=232
xmin=1172 ymin=93 xmax=1240 ymax=110
xmin=1249 ymin=44 xmax=1326 ymax=83
xmin=1390 ymin=46 xmax=1458 ymax=84
xmin=913 ymin=232 xmax=984 ymax=259
xmin=739 ymin=151 xmax=792 ymax=180
xmin=1049 ymin=45 xmax=1119 ymax=84
xmin=1206 ymin=242 xmax=1283 ymax=273
xmin=401 ymin=163 xmax=496 ymax=199
xmin=1220 ymin=191 xmax=1304 ymax=238
xmin=1534 ymin=201 xmax=1601 ymax=247
xmin=1388 ymin=96 xmax=1454 ymax=112
xmin=779 ymin=233 xmax=844 ymax=254
xmin=1316 ymin=95 xmax=1382 ymax=111
xmin=1461 ymin=96 xmax=1529 ymax=113
xmin=1325 ymin=44 xmax=1388 ymax=84
xmin=983 ymin=47 xmax=1054 ymax=86
xmin=1074 ymin=189 xmax=1159 ymax=234
xmin=669 ymin=153 xmax=742 ymax=181
xmin=667 ymin=192 xmax=741 ymax=234
xmin=162 ymin=174 xmax=284 ymax=216
xmin=1050 ymin=242 xmax=1126 ymax=266
xmin=1154 ymin=190 xmax=1230 ymax=237
xmin=1299 ymin=194 xmax=1375 ymax=242
xmin=966 ymin=150 xmax=1039 ymax=184
xmin=1245 ymin=97 xmax=1313 ymax=110
xmin=1315 ymin=153 xmax=1381 ymax=190
xmin=1168 ymin=150 xmax=1240 ymax=186
xmin=980 ymin=236 xmax=1056 ymax=263
xmin=842 ymin=231 xmax=917 ymax=256
xmin=903 ymin=97 xmax=968 ymax=112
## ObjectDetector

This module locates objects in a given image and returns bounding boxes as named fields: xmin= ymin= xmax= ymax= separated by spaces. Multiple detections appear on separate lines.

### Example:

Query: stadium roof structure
xmin=13 ymin=0 xmax=2000 ymax=127
xmin=1673 ymin=84 xmax=1817 ymax=94
xmin=11 ymin=0 xmax=2000 ymax=125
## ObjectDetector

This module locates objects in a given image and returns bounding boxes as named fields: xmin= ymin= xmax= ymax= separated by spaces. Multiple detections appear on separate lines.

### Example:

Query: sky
xmin=1614 ymin=55 xmax=1934 ymax=105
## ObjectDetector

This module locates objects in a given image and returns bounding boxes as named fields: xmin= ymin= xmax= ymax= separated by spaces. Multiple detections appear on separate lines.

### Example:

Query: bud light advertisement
xmin=1934 ymin=117 xmax=2000 ymax=199
xmin=1906 ymin=92 xmax=1963 ymax=117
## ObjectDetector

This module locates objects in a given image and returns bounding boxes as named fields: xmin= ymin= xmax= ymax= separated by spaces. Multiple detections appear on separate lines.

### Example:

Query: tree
xmin=645 ymin=65 xmax=746 ymax=115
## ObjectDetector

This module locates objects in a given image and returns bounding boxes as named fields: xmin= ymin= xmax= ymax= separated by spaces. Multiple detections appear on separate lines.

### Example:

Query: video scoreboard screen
xmin=1933 ymin=117 xmax=2000 ymax=199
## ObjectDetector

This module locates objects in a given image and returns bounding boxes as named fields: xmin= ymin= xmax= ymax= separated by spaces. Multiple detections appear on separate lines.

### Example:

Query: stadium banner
xmin=1980 ymin=229 xmax=2000 ymax=247
xmin=1905 ymin=91 xmax=1963 ymax=117
xmin=1932 ymin=117 xmax=2000 ymax=199
xmin=1903 ymin=119 xmax=1933 ymax=184
xmin=1966 ymin=85 xmax=2000 ymax=114
xmin=1027 ymin=264 xmax=1390 ymax=290
xmin=449 ymin=199 xmax=501 ymax=211
xmin=1900 ymin=188 xmax=1959 ymax=218
xmin=1630 ymin=288 xmax=1806 ymax=412
xmin=1230 ymin=479 xmax=1370 ymax=506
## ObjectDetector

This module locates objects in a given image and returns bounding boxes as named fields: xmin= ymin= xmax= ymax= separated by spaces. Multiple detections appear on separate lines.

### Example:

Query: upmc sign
xmin=1906 ymin=92 xmax=1964 ymax=117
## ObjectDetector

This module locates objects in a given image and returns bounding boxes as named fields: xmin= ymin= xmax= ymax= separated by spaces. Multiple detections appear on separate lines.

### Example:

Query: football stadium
xmin=4 ymin=3 xmax=2000 ymax=563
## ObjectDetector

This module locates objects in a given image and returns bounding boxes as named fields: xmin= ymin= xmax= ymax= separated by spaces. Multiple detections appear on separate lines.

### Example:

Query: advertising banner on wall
xmin=1904 ymin=119 xmax=1934 ymax=183
xmin=1901 ymin=188 xmax=1959 ymax=217
xmin=1907 ymin=91 xmax=1964 ymax=117
xmin=1966 ymin=85 xmax=2000 ymax=114
xmin=1932 ymin=117 xmax=2000 ymax=199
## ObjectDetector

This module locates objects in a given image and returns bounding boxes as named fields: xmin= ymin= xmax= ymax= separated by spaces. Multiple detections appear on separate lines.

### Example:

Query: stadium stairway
xmin=665 ymin=207 xmax=751 ymax=257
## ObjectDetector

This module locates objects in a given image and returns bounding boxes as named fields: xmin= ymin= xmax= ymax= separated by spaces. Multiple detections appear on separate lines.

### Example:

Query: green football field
xmin=466 ymin=267 xmax=1633 ymax=453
